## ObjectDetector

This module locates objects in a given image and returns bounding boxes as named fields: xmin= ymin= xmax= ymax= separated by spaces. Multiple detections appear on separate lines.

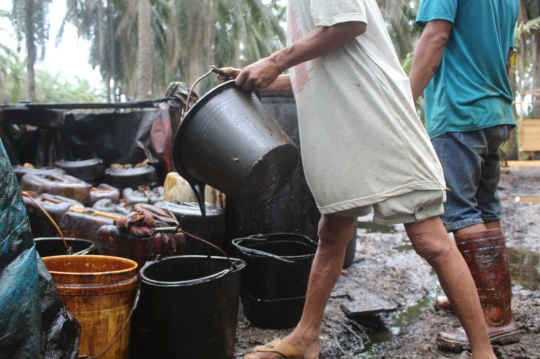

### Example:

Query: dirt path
xmin=234 ymin=165 xmax=540 ymax=359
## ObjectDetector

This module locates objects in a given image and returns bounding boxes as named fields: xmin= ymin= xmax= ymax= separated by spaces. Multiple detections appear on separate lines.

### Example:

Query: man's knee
xmin=411 ymin=235 xmax=453 ymax=264
xmin=406 ymin=217 xmax=454 ymax=263
xmin=318 ymin=214 xmax=356 ymax=247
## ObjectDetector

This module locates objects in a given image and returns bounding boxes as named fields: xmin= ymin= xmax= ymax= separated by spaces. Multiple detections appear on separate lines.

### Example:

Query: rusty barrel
xmin=173 ymin=81 xmax=299 ymax=207
xmin=42 ymin=255 xmax=138 ymax=359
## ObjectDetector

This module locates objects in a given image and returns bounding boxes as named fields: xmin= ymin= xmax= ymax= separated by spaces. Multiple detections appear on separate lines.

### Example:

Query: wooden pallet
xmin=519 ymin=119 xmax=540 ymax=158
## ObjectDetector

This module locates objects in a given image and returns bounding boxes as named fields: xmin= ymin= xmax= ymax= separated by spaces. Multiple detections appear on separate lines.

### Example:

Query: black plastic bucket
xmin=103 ymin=164 xmax=159 ymax=192
xmin=54 ymin=158 xmax=104 ymax=186
xmin=232 ymin=233 xmax=317 ymax=328
xmin=34 ymin=237 xmax=95 ymax=257
xmin=139 ymin=255 xmax=246 ymax=359
xmin=172 ymin=81 xmax=299 ymax=207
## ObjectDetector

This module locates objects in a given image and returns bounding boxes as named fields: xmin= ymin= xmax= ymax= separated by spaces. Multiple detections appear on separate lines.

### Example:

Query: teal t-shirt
xmin=416 ymin=0 xmax=519 ymax=139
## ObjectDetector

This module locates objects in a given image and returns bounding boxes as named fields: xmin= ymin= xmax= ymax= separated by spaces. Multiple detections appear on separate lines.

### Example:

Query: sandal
xmin=244 ymin=339 xmax=318 ymax=359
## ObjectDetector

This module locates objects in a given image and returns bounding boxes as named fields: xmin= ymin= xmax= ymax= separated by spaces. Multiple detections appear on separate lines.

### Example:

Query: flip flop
xmin=244 ymin=339 xmax=319 ymax=359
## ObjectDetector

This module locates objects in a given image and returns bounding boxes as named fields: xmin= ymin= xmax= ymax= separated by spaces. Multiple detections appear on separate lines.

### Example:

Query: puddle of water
xmin=393 ymin=243 xmax=413 ymax=252
xmin=508 ymin=247 xmax=540 ymax=290
xmin=354 ymin=274 xmax=441 ymax=358
xmin=357 ymin=221 xmax=398 ymax=234
xmin=352 ymin=225 xmax=540 ymax=358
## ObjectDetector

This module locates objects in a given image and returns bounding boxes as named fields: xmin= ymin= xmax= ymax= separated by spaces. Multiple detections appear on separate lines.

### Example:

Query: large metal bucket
xmin=172 ymin=81 xmax=299 ymax=207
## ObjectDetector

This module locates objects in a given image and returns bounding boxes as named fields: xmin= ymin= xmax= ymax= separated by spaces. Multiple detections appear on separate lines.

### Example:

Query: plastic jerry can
xmin=19 ymin=173 xmax=92 ymax=205
xmin=154 ymin=201 xmax=226 ymax=255
xmin=59 ymin=207 xmax=121 ymax=243
xmin=122 ymin=185 xmax=164 ymax=205
xmin=23 ymin=193 xmax=84 ymax=238
xmin=89 ymin=184 xmax=121 ymax=206
xmin=95 ymin=225 xmax=185 ymax=269
xmin=13 ymin=164 xmax=65 ymax=182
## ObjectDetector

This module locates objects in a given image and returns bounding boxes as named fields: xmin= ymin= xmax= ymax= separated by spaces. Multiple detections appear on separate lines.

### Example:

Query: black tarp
xmin=57 ymin=111 xmax=158 ymax=167
xmin=0 ymin=138 xmax=80 ymax=359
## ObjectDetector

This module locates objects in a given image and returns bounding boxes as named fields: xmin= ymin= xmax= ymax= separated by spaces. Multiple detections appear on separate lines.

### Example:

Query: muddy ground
xmin=234 ymin=165 xmax=540 ymax=359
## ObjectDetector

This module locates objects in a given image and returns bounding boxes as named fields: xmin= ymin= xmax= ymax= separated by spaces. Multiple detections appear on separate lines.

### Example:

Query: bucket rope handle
xmin=184 ymin=66 xmax=233 ymax=115
xmin=21 ymin=191 xmax=72 ymax=254
xmin=184 ymin=68 xmax=214 ymax=115
xmin=153 ymin=226 xmax=237 ymax=267
xmin=232 ymin=237 xmax=295 ymax=264
xmin=78 ymin=283 xmax=141 ymax=359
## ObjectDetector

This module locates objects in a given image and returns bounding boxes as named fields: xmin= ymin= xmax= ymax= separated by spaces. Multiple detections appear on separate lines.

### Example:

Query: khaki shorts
xmin=331 ymin=190 xmax=446 ymax=225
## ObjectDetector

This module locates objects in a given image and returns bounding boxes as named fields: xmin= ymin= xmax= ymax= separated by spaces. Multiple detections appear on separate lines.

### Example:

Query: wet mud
xmin=234 ymin=165 xmax=540 ymax=359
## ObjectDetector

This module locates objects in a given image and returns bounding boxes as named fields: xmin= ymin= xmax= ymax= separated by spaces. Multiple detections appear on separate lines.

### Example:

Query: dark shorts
xmin=431 ymin=125 xmax=513 ymax=232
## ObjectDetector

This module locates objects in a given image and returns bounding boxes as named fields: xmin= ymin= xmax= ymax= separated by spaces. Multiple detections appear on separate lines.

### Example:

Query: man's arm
xmin=234 ymin=21 xmax=366 ymax=91
xmin=409 ymin=20 xmax=452 ymax=101
xmin=259 ymin=75 xmax=292 ymax=93
xmin=506 ymin=48 xmax=513 ymax=76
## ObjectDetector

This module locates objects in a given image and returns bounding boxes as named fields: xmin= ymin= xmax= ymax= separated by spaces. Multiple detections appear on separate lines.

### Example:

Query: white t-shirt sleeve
xmin=311 ymin=0 xmax=367 ymax=27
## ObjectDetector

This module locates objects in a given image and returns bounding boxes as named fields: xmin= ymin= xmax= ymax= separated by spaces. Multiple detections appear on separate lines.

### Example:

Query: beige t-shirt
xmin=288 ymin=0 xmax=445 ymax=214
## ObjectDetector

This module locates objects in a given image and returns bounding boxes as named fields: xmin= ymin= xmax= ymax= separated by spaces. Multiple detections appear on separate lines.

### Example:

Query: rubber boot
xmin=436 ymin=229 xmax=521 ymax=352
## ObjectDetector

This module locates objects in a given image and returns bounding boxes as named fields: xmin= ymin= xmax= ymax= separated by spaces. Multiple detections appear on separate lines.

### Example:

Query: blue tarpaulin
xmin=0 ymin=138 xmax=80 ymax=359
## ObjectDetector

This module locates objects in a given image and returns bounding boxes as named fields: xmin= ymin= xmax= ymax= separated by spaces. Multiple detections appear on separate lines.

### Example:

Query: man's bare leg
xmin=405 ymin=216 xmax=496 ymax=359
xmin=244 ymin=214 xmax=355 ymax=359
xmin=454 ymin=221 xmax=501 ymax=236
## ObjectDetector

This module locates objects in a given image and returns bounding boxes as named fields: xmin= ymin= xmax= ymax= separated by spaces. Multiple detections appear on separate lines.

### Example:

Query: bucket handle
xmin=184 ymin=65 xmax=259 ymax=115
xmin=184 ymin=68 xmax=215 ymax=114
xmin=21 ymin=191 xmax=72 ymax=254
xmin=232 ymin=237 xmax=295 ymax=264
xmin=77 ymin=283 xmax=141 ymax=359
xmin=153 ymin=226 xmax=242 ymax=269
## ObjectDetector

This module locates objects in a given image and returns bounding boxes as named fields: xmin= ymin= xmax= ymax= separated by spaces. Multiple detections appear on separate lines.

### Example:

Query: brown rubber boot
xmin=436 ymin=229 xmax=521 ymax=352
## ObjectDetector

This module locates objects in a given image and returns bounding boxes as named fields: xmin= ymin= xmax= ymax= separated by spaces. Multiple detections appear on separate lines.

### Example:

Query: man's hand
xmin=217 ymin=67 xmax=242 ymax=82
xmin=234 ymin=58 xmax=282 ymax=90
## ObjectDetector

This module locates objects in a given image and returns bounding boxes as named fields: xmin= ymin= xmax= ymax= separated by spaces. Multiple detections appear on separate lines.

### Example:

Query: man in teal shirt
xmin=410 ymin=0 xmax=521 ymax=352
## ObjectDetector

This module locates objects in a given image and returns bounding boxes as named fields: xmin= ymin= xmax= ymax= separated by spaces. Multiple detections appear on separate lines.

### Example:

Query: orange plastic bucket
xmin=42 ymin=255 xmax=138 ymax=359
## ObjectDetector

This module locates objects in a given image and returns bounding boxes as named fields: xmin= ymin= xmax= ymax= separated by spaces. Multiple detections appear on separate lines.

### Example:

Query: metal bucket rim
xmin=34 ymin=237 xmax=96 ymax=255
xmin=232 ymin=233 xmax=318 ymax=260
xmin=104 ymin=164 xmax=154 ymax=175
xmin=172 ymin=80 xmax=244 ymax=183
xmin=139 ymin=255 xmax=246 ymax=287
xmin=55 ymin=158 xmax=103 ymax=166
xmin=42 ymin=254 xmax=138 ymax=275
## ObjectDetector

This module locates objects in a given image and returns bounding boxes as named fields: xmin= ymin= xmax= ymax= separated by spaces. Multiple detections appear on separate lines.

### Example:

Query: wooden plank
xmin=506 ymin=160 xmax=540 ymax=167
xmin=519 ymin=119 xmax=540 ymax=152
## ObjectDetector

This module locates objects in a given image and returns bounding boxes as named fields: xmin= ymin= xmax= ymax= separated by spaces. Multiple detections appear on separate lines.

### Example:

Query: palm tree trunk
xmin=108 ymin=0 xmax=117 ymax=102
xmin=136 ymin=0 xmax=153 ymax=100
xmin=106 ymin=71 xmax=111 ymax=102
xmin=533 ymin=28 xmax=540 ymax=118
xmin=25 ymin=0 xmax=36 ymax=102
xmin=186 ymin=0 xmax=213 ymax=85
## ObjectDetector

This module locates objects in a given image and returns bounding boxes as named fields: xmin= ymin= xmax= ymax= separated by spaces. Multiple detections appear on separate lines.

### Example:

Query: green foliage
xmin=379 ymin=0 xmax=422 ymax=61
xmin=0 ymin=54 xmax=105 ymax=104
xmin=400 ymin=51 xmax=414 ymax=75
xmin=11 ymin=0 xmax=52 ymax=59
xmin=58 ymin=0 xmax=286 ymax=98
xmin=515 ymin=16 xmax=540 ymax=45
